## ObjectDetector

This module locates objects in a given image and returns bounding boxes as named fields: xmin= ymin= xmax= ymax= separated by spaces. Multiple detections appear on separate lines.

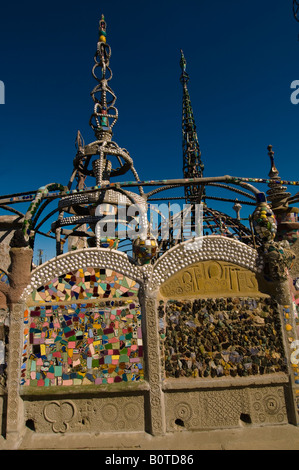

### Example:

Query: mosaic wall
xmin=31 ymin=267 xmax=139 ymax=303
xmin=22 ymin=268 xmax=143 ymax=387
xmin=159 ymin=297 xmax=286 ymax=379
xmin=21 ymin=300 xmax=143 ymax=387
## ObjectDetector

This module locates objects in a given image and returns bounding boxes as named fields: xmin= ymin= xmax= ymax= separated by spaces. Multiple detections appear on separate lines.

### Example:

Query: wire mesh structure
xmin=0 ymin=14 xmax=299 ymax=262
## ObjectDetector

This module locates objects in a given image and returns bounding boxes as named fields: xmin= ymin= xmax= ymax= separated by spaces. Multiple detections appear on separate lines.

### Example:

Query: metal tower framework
xmin=180 ymin=50 xmax=205 ymax=205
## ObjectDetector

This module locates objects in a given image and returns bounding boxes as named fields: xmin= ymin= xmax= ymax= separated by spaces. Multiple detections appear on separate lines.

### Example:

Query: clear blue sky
xmin=0 ymin=0 xmax=299 ymax=261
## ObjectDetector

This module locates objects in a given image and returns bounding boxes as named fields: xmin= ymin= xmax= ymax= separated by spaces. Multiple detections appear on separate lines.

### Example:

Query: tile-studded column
xmin=276 ymin=279 xmax=299 ymax=425
xmin=6 ymin=246 xmax=33 ymax=442
xmin=142 ymin=288 xmax=166 ymax=435
xmin=6 ymin=302 xmax=26 ymax=441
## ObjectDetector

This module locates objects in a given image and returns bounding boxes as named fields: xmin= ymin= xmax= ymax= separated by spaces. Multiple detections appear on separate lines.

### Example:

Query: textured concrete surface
xmin=1 ymin=424 xmax=299 ymax=450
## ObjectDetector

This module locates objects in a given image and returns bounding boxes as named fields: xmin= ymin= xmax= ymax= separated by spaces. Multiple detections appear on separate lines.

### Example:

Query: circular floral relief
xmin=124 ymin=402 xmax=141 ymax=421
xmin=264 ymin=396 xmax=279 ymax=415
xmin=101 ymin=403 xmax=119 ymax=423
xmin=175 ymin=402 xmax=192 ymax=422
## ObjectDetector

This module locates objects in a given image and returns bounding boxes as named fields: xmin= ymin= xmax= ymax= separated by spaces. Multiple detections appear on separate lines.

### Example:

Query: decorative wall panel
xmin=160 ymin=260 xmax=261 ymax=299
xmin=160 ymin=297 xmax=286 ymax=379
xmin=22 ymin=267 xmax=143 ymax=388
xmin=165 ymin=385 xmax=288 ymax=431
xmin=150 ymin=236 xmax=263 ymax=292
xmin=24 ymin=395 xmax=145 ymax=433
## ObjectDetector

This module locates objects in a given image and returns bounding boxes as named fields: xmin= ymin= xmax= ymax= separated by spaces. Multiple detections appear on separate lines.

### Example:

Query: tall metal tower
xmin=180 ymin=50 xmax=205 ymax=205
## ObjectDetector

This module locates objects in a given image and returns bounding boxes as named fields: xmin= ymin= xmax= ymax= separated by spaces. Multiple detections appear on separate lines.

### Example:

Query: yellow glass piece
xmin=68 ymin=348 xmax=74 ymax=357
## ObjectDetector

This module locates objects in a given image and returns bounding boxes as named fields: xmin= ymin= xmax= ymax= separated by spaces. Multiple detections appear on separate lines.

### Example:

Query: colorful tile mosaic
xmin=31 ymin=268 xmax=139 ymax=303
xmin=0 ymin=269 xmax=9 ymax=285
xmin=21 ymin=300 xmax=143 ymax=387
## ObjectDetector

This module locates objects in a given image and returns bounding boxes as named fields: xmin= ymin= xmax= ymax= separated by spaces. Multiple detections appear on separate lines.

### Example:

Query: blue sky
xmin=0 ymin=0 xmax=299 ymax=261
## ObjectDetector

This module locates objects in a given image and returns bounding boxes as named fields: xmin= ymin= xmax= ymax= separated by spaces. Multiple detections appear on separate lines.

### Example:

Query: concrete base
xmin=1 ymin=424 xmax=299 ymax=450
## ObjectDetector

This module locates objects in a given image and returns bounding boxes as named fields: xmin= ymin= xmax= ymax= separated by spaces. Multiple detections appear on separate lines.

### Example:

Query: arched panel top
xmin=159 ymin=260 xmax=265 ymax=299
xmin=22 ymin=248 xmax=143 ymax=302
xmin=29 ymin=267 xmax=140 ymax=305
xmin=150 ymin=236 xmax=263 ymax=292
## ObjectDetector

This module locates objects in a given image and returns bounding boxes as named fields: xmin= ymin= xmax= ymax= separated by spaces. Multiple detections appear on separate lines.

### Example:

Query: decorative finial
xmin=99 ymin=14 xmax=107 ymax=43
xmin=267 ymin=144 xmax=278 ymax=178
xmin=73 ymin=15 xmax=143 ymax=195
xmin=89 ymin=14 xmax=118 ymax=140
xmin=233 ymin=199 xmax=242 ymax=220
xmin=266 ymin=144 xmax=290 ymax=210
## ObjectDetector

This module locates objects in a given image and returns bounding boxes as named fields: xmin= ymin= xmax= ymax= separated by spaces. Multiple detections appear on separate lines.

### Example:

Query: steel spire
xmin=180 ymin=50 xmax=205 ymax=205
